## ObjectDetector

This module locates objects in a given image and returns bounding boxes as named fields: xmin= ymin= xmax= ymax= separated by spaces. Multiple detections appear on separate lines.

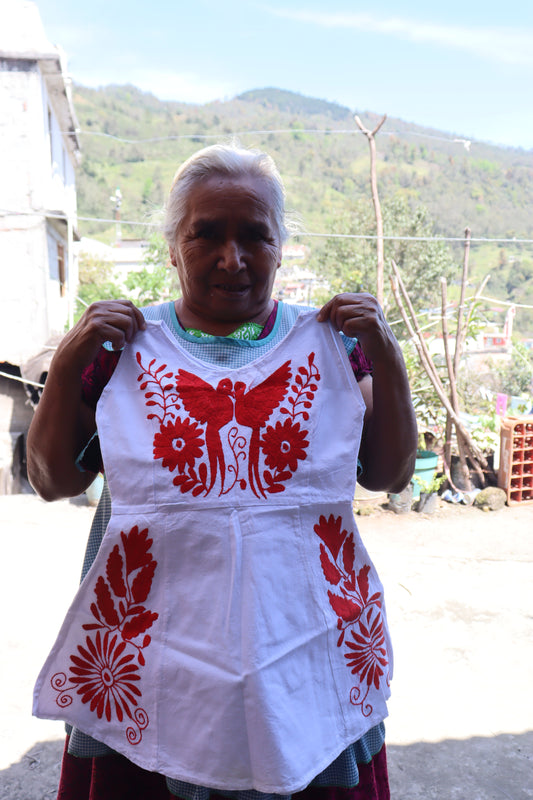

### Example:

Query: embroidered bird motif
xmin=175 ymin=372 xmax=234 ymax=492
xmin=234 ymin=361 xmax=292 ymax=497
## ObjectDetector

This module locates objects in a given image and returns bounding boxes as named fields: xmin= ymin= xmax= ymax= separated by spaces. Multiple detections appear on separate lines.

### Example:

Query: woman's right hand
xmin=54 ymin=300 xmax=146 ymax=375
xmin=27 ymin=300 xmax=146 ymax=501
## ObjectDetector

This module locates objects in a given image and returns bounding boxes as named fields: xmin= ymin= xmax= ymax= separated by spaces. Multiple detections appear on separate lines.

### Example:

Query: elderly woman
xmin=28 ymin=144 xmax=417 ymax=800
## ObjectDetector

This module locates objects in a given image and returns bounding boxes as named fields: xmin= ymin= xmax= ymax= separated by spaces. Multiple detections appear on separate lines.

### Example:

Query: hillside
xmin=72 ymin=85 xmax=533 ymax=328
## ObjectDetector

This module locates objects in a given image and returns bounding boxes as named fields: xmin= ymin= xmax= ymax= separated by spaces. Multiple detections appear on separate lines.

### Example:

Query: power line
xmin=68 ymin=127 xmax=474 ymax=147
xmin=2 ymin=208 xmax=533 ymax=245
xmin=301 ymin=232 xmax=533 ymax=244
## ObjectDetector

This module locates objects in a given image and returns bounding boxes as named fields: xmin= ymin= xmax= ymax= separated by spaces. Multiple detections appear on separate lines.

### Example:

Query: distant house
xmin=76 ymin=237 xmax=151 ymax=289
xmin=0 ymin=1 xmax=80 ymax=491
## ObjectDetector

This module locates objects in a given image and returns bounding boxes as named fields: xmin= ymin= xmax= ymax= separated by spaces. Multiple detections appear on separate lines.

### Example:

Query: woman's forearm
xmin=316 ymin=292 xmax=417 ymax=494
xmin=27 ymin=300 xmax=146 ymax=501
xmin=27 ymin=358 xmax=97 ymax=501
xmin=358 ymin=352 xmax=418 ymax=493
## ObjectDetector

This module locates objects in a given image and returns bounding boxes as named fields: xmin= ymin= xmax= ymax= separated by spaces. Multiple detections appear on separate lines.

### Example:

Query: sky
xmin=29 ymin=0 xmax=533 ymax=150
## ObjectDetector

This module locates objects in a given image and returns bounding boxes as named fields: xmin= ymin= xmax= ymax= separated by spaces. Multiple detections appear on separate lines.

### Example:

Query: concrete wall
xmin=0 ymin=59 xmax=77 ymax=364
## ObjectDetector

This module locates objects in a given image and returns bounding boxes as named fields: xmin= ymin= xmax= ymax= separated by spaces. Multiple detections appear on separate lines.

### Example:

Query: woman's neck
xmin=174 ymin=298 xmax=277 ymax=337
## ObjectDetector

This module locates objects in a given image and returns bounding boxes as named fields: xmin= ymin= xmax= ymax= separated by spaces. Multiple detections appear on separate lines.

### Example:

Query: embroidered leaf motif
xmin=327 ymin=590 xmax=362 ymax=622
xmin=126 ymin=605 xmax=146 ymax=616
xmin=131 ymin=561 xmax=157 ymax=603
xmin=121 ymin=526 xmax=153 ymax=574
xmin=262 ymin=470 xmax=287 ymax=493
xmin=356 ymin=565 xmax=371 ymax=604
xmin=106 ymin=545 xmax=127 ymax=598
xmin=314 ymin=514 xmax=346 ymax=561
xmin=319 ymin=544 xmax=342 ymax=585
xmin=95 ymin=577 xmax=119 ymax=626
xmin=122 ymin=611 xmax=159 ymax=640
xmin=342 ymin=534 xmax=355 ymax=575
xmin=266 ymin=482 xmax=286 ymax=494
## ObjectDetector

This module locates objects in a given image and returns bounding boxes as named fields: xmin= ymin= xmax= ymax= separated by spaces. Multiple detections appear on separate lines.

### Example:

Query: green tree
xmin=75 ymin=255 xmax=124 ymax=322
xmin=496 ymin=341 xmax=533 ymax=396
xmin=124 ymin=232 xmax=180 ymax=306
xmin=506 ymin=256 xmax=533 ymax=304
xmin=308 ymin=194 xmax=455 ymax=315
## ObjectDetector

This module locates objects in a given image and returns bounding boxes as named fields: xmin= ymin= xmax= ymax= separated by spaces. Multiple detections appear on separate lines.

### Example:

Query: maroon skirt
xmin=56 ymin=737 xmax=390 ymax=800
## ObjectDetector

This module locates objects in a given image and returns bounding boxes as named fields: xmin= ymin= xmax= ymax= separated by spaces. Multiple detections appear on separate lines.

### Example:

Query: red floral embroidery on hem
xmin=69 ymin=630 xmax=141 ymax=722
xmin=314 ymin=513 xmax=389 ymax=714
xmin=51 ymin=526 xmax=158 ymax=745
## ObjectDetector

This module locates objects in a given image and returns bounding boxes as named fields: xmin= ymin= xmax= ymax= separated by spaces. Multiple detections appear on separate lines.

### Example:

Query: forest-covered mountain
xmin=72 ymin=84 xmax=533 ymax=329
xmin=74 ymin=84 xmax=533 ymax=239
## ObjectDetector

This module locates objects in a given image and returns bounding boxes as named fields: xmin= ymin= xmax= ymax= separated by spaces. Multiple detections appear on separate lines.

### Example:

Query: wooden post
xmin=441 ymin=277 xmax=475 ymax=489
xmin=454 ymin=227 xmax=472 ymax=375
xmin=354 ymin=114 xmax=387 ymax=306
xmin=444 ymin=227 xmax=471 ymax=468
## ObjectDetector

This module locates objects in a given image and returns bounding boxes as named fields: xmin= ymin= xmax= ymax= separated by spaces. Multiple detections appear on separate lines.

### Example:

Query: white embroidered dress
xmin=34 ymin=311 xmax=393 ymax=793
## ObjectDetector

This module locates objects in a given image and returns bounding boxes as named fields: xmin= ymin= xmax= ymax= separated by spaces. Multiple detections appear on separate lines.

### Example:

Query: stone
xmin=355 ymin=505 xmax=375 ymax=516
xmin=473 ymin=487 xmax=507 ymax=511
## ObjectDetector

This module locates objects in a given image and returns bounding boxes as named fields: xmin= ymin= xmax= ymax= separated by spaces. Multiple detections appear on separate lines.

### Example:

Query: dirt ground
xmin=0 ymin=493 xmax=532 ymax=799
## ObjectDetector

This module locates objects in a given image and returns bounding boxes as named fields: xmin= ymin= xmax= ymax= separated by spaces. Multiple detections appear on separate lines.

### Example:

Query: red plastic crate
xmin=498 ymin=416 xmax=533 ymax=504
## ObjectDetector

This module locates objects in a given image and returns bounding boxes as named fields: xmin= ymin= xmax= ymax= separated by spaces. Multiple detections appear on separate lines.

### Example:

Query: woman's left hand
xmin=316 ymin=292 xmax=398 ymax=363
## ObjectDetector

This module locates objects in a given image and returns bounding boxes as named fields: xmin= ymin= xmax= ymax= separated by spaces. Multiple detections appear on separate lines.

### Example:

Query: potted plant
xmin=412 ymin=472 xmax=446 ymax=513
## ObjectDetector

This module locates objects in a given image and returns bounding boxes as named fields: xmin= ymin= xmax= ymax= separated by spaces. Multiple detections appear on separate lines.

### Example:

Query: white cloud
xmin=129 ymin=70 xmax=237 ymax=104
xmin=265 ymin=7 xmax=533 ymax=66
xmin=74 ymin=68 xmax=237 ymax=104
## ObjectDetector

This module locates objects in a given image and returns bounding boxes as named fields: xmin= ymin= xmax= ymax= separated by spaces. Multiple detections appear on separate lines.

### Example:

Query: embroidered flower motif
xmin=314 ymin=513 xmax=389 ymax=714
xmin=51 ymin=526 xmax=158 ymax=745
xmin=344 ymin=609 xmax=388 ymax=690
xmin=261 ymin=419 xmax=309 ymax=472
xmin=153 ymin=417 xmax=205 ymax=473
xmin=69 ymin=630 xmax=141 ymax=722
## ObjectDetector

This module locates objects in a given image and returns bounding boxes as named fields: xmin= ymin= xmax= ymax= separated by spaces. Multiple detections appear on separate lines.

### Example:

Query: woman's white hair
xmin=162 ymin=143 xmax=292 ymax=245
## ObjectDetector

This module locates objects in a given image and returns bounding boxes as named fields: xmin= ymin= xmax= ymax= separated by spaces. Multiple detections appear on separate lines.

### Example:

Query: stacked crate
xmin=498 ymin=417 xmax=533 ymax=504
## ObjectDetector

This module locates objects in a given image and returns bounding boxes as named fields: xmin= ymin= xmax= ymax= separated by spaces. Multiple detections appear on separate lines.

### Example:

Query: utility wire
xmin=2 ymin=208 xmax=533 ymax=245
xmin=70 ymin=128 xmax=474 ymax=146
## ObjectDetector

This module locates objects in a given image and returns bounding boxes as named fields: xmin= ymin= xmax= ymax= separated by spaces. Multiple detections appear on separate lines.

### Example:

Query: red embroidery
xmin=314 ymin=514 xmax=389 ymax=716
xmin=153 ymin=417 xmax=205 ymax=473
xmin=137 ymin=352 xmax=321 ymax=497
xmin=261 ymin=418 xmax=309 ymax=473
xmin=51 ymin=526 xmax=158 ymax=745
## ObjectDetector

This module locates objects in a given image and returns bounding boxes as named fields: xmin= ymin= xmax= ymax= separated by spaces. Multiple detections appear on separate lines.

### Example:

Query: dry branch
xmin=354 ymin=114 xmax=387 ymax=306
xmin=390 ymin=260 xmax=489 ymax=472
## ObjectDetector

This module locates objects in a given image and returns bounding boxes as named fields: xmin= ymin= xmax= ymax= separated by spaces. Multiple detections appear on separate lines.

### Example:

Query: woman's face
xmin=170 ymin=174 xmax=282 ymax=335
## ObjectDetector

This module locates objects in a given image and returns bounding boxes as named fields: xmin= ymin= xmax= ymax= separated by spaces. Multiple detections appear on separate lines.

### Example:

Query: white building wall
xmin=0 ymin=58 xmax=78 ymax=362
xmin=0 ymin=61 xmax=41 ymax=212
xmin=0 ymin=219 xmax=50 ymax=363
xmin=40 ymin=75 xmax=77 ymax=218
